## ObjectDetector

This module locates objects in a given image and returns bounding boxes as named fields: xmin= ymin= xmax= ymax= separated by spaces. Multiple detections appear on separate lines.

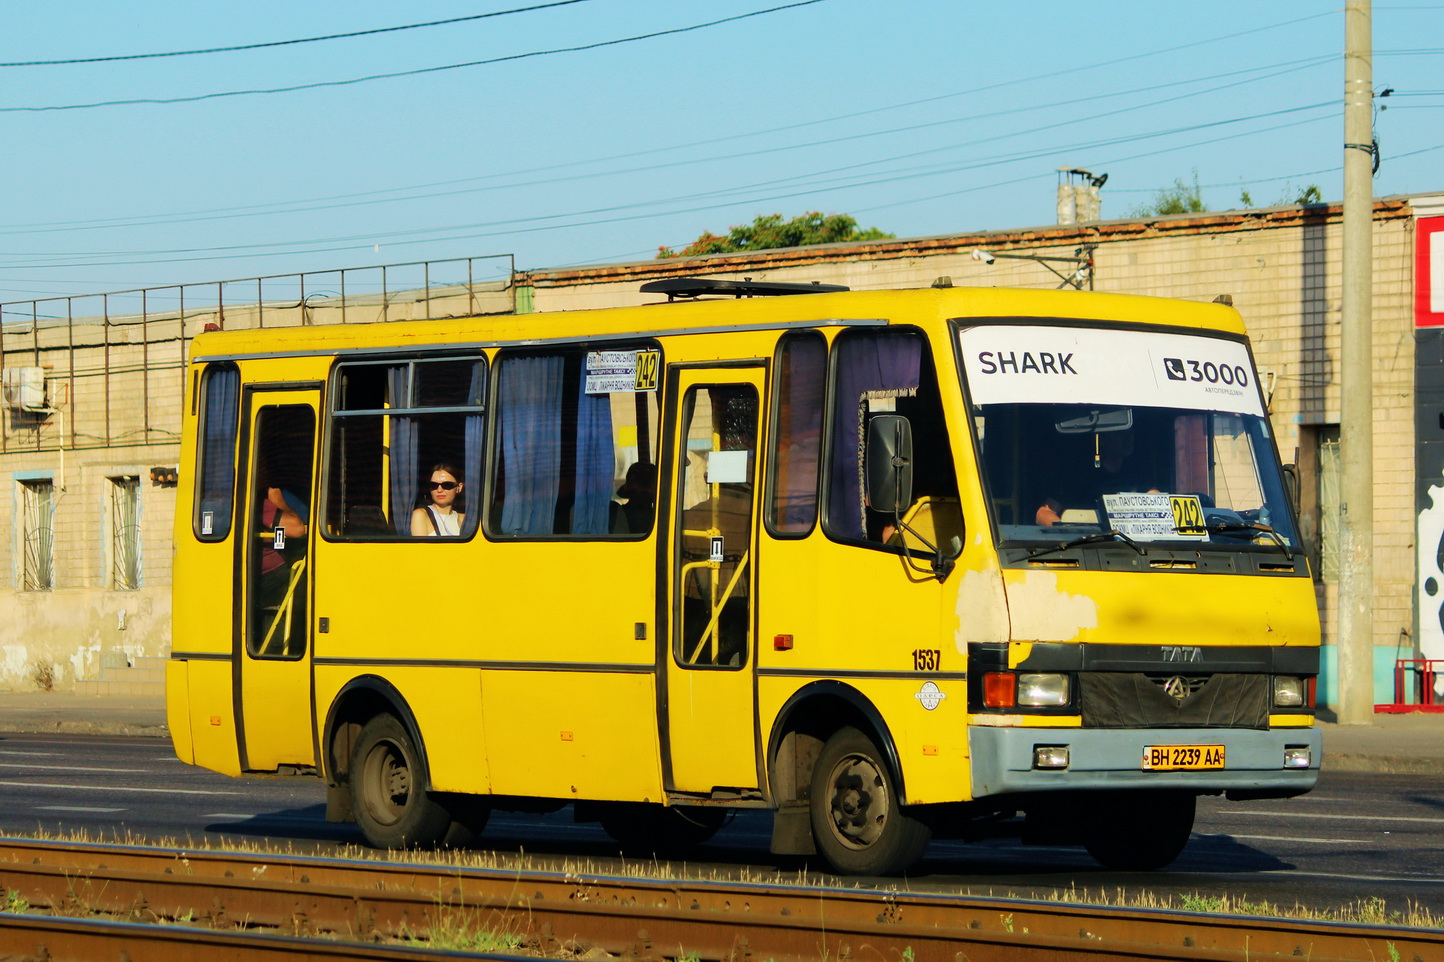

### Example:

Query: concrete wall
xmin=1 ymin=446 xmax=175 ymax=689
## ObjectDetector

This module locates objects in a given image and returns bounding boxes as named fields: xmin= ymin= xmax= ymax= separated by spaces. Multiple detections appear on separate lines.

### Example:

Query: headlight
xmin=1273 ymin=675 xmax=1305 ymax=707
xmin=1017 ymin=673 xmax=1070 ymax=707
xmin=1283 ymin=746 xmax=1312 ymax=769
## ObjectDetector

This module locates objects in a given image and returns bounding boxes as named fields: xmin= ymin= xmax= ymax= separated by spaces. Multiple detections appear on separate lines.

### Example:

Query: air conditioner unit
xmin=2 ymin=367 xmax=49 ymax=412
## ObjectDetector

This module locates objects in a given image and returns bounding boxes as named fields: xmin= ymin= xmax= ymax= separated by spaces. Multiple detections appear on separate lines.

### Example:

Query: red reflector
xmin=983 ymin=672 xmax=1016 ymax=708
xmin=774 ymin=634 xmax=794 ymax=651
xmin=1306 ymin=676 xmax=1317 ymax=709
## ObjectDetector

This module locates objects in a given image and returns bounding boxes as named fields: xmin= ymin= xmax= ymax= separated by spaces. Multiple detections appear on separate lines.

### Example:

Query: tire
xmin=1082 ymin=791 xmax=1196 ymax=871
xmin=599 ymin=803 xmax=728 ymax=853
xmin=809 ymin=726 xmax=930 ymax=876
xmin=349 ymin=714 xmax=454 ymax=850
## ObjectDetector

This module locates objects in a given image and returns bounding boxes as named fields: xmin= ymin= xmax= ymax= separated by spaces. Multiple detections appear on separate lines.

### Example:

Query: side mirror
xmin=866 ymin=415 xmax=914 ymax=516
xmin=1282 ymin=462 xmax=1300 ymax=515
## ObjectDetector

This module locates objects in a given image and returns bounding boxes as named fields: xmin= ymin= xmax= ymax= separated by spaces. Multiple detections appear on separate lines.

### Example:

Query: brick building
xmin=1 ymin=196 xmax=1438 ymax=707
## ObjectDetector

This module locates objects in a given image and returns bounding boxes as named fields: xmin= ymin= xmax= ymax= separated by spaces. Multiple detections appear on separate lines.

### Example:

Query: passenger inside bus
xmin=411 ymin=462 xmax=466 ymax=536
xmin=1035 ymin=496 xmax=1064 ymax=526
xmin=615 ymin=461 xmax=655 ymax=534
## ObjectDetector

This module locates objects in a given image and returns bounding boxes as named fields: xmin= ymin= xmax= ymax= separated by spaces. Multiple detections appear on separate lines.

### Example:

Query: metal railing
xmin=0 ymin=254 xmax=515 ymax=454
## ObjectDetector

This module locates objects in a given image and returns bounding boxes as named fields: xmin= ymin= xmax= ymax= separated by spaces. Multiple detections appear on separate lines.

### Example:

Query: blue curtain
xmin=828 ymin=334 xmax=922 ymax=540
xmin=572 ymin=367 xmax=615 ymax=535
xmin=462 ymin=362 xmax=485 ymax=537
xmin=199 ymin=365 xmax=239 ymax=538
xmin=386 ymin=365 xmax=418 ymax=535
xmin=500 ymin=355 xmax=565 ymax=535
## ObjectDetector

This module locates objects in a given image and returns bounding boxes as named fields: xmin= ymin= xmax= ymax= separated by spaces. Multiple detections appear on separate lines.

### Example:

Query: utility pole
xmin=1337 ymin=0 xmax=1375 ymax=724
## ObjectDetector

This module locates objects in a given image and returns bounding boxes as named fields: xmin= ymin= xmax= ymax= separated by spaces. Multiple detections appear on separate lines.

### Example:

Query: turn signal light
xmin=983 ymin=671 xmax=1016 ymax=708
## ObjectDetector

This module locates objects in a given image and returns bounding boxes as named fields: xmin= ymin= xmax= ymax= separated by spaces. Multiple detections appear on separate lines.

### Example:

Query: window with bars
xmin=19 ymin=479 xmax=55 ymax=591
xmin=110 ymin=475 xmax=141 ymax=589
xmin=1318 ymin=429 xmax=1341 ymax=583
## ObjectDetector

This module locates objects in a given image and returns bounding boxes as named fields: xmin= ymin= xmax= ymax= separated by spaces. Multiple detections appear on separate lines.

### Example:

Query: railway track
xmin=0 ymin=837 xmax=1438 ymax=962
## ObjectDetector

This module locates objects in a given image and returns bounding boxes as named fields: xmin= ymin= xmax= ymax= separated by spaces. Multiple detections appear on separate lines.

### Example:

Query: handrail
xmin=678 ymin=551 xmax=749 ymax=665
xmin=257 ymin=559 xmax=306 ymax=657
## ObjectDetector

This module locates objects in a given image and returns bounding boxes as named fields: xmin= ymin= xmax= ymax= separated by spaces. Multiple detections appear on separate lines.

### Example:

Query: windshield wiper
xmin=1025 ymin=528 xmax=1145 ymax=560
xmin=1178 ymin=521 xmax=1295 ymax=561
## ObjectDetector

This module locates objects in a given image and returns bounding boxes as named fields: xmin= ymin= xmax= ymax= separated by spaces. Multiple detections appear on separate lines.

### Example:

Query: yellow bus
xmin=167 ymin=278 xmax=1320 ymax=875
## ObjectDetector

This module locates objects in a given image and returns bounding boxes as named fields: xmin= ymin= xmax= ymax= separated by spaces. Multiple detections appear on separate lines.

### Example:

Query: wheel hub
xmin=826 ymin=754 xmax=887 ymax=849
xmin=363 ymin=740 xmax=412 ymax=826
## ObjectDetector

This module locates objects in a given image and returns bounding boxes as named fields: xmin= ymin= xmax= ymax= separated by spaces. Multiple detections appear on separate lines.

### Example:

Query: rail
xmin=0 ymin=837 xmax=1438 ymax=961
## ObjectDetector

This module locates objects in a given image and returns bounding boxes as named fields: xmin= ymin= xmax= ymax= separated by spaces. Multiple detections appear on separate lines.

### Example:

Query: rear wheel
xmin=349 ymin=714 xmax=453 ymax=849
xmin=809 ymin=727 xmax=930 ymax=875
xmin=1082 ymin=791 xmax=1196 ymax=870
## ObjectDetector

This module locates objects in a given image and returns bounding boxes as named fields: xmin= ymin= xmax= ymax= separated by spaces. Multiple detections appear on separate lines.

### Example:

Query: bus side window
xmin=825 ymin=330 xmax=959 ymax=546
xmin=195 ymin=362 xmax=240 ymax=541
xmin=326 ymin=357 xmax=485 ymax=539
xmin=767 ymin=331 xmax=826 ymax=536
xmin=488 ymin=348 xmax=660 ymax=538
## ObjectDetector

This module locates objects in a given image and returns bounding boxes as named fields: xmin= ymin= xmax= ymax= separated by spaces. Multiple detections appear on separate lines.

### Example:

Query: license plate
xmin=1142 ymin=745 xmax=1225 ymax=771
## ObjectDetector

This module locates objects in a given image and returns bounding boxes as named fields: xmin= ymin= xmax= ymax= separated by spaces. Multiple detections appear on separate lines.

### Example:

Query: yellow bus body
xmin=168 ymin=283 xmax=1319 ymax=874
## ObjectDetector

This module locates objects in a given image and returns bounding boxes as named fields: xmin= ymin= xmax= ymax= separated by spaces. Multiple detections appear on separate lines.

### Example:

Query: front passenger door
xmin=663 ymin=366 xmax=764 ymax=795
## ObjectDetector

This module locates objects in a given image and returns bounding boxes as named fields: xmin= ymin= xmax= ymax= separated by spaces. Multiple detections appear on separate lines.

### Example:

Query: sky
xmin=0 ymin=0 xmax=1440 ymax=310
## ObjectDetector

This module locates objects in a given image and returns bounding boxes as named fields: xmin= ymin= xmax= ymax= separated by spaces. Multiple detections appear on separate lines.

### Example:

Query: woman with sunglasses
xmin=411 ymin=463 xmax=465 ymax=536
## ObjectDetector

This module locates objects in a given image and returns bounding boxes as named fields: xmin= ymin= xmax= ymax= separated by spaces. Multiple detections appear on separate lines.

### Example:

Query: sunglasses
xmin=428 ymin=481 xmax=459 ymax=490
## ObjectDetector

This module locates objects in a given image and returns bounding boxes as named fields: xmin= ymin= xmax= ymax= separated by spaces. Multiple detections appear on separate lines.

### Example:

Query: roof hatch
xmin=640 ymin=277 xmax=849 ymax=301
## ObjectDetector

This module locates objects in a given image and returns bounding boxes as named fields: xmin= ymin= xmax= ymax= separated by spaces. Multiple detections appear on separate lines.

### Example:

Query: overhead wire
xmin=0 ymin=8 xmax=1353 ymax=239
xmin=1 ymin=102 xmax=1343 ymax=268
xmin=0 ymin=2 xmax=596 ymax=66
xmin=0 ymin=55 xmax=1336 ymax=240
xmin=0 ymin=1 xmax=830 ymax=113
xmin=4 ymin=6 xmax=1433 ymax=285
xmin=11 ymin=132 xmax=1439 ymax=282
xmin=0 ymin=14 xmax=1347 ymax=231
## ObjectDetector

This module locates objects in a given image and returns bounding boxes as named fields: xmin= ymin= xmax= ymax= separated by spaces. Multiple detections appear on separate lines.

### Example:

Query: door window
xmin=675 ymin=384 xmax=758 ymax=669
xmin=195 ymin=363 xmax=240 ymax=541
xmin=249 ymin=405 xmax=315 ymax=659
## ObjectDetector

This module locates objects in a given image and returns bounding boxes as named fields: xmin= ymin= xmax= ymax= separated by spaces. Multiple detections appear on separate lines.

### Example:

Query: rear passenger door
xmin=237 ymin=386 xmax=320 ymax=772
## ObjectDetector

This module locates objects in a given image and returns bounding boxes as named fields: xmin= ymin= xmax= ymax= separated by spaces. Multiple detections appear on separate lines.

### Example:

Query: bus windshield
xmin=959 ymin=322 xmax=1297 ymax=549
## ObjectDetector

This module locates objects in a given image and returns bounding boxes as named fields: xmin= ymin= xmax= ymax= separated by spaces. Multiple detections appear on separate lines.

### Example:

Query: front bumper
xmin=969 ymin=725 xmax=1321 ymax=797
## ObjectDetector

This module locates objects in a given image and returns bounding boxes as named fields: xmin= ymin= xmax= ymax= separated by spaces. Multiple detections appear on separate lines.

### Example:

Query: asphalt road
xmin=0 ymin=731 xmax=1439 ymax=919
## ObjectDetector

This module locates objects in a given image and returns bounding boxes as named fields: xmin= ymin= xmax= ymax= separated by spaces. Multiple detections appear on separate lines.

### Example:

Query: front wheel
xmin=809 ymin=727 xmax=930 ymax=875
xmin=1082 ymin=791 xmax=1196 ymax=870
xmin=349 ymin=714 xmax=454 ymax=849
